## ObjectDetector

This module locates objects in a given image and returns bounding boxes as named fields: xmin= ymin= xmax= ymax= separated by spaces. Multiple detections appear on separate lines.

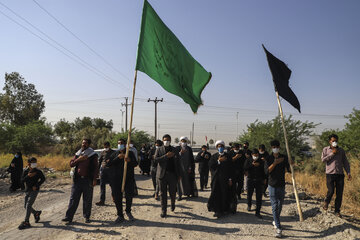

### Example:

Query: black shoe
xmin=263 ymin=192 xmax=267 ymax=197
xmin=115 ymin=215 xmax=125 ymax=224
xmin=255 ymin=213 xmax=263 ymax=219
xmin=61 ymin=217 xmax=72 ymax=223
xmin=95 ymin=201 xmax=105 ymax=206
xmin=126 ymin=212 xmax=135 ymax=221
xmin=85 ymin=218 xmax=91 ymax=223
xmin=160 ymin=212 xmax=167 ymax=218
xmin=247 ymin=206 xmax=251 ymax=211
xmin=171 ymin=204 xmax=175 ymax=212
xmin=177 ymin=196 xmax=182 ymax=201
xmin=18 ymin=221 xmax=31 ymax=230
xmin=34 ymin=211 xmax=42 ymax=223
xmin=214 ymin=212 xmax=223 ymax=218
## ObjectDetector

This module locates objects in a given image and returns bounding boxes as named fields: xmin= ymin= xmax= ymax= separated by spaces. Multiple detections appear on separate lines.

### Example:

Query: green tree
xmin=110 ymin=129 xmax=152 ymax=149
xmin=0 ymin=72 xmax=45 ymax=125
xmin=238 ymin=115 xmax=318 ymax=161
xmin=0 ymin=120 xmax=53 ymax=154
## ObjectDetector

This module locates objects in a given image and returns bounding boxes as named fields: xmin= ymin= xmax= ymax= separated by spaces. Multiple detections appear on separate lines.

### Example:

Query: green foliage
xmin=0 ymin=121 xmax=53 ymax=154
xmin=315 ymin=108 xmax=360 ymax=156
xmin=0 ymin=72 xmax=45 ymax=125
xmin=53 ymin=117 xmax=115 ymax=155
xmin=110 ymin=129 xmax=153 ymax=149
xmin=238 ymin=115 xmax=318 ymax=161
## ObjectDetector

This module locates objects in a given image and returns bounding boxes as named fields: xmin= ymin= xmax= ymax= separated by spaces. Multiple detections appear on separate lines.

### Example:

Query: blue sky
xmin=0 ymin=0 xmax=359 ymax=144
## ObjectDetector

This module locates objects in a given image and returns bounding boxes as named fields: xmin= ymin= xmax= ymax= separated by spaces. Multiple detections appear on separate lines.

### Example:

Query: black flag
xmin=262 ymin=44 xmax=301 ymax=113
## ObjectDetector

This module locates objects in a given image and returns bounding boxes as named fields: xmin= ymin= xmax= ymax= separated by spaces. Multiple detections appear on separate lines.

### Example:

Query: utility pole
xmin=120 ymin=109 xmax=125 ymax=132
xmin=236 ymin=112 xmax=239 ymax=140
xmin=192 ymin=122 xmax=194 ymax=146
xmin=147 ymin=97 xmax=163 ymax=141
xmin=121 ymin=97 xmax=131 ymax=132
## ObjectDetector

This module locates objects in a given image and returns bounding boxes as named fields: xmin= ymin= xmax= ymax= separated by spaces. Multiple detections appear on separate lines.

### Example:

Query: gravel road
xmin=0 ymin=171 xmax=359 ymax=240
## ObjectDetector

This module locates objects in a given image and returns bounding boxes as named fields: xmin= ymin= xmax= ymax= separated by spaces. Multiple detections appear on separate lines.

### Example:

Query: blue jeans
xmin=268 ymin=185 xmax=285 ymax=229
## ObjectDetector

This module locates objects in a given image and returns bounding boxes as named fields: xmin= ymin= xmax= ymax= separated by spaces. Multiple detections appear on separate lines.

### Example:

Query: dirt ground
xmin=0 ymin=170 xmax=359 ymax=240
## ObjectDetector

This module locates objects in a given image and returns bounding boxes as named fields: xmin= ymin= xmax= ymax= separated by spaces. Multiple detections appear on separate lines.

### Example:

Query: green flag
xmin=135 ymin=0 xmax=212 ymax=113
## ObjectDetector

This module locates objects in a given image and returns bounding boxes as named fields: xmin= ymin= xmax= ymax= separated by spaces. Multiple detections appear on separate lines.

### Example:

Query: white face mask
xmin=234 ymin=150 xmax=239 ymax=153
xmin=104 ymin=148 xmax=110 ymax=151
xmin=331 ymin=141 xmax=338 ymax=147
xmin=31 ymin=163 xmax=37 ymax=168
xmin=164 ymin=141 xmax=170 ymax=147
xmin=252 ymin=156 xmax=259 ymax=160
xmin=155 ymin=146 xmax=160 ymax=149
xmin=129 ymin=144 xmax=134 ymax=148
xmin=181 ymin=142 xmax=187 ymax=147
xmin=272 ymin=148 xmax=280 ymax=154
xmin=259 ymin=151 xmax=265 ymax=154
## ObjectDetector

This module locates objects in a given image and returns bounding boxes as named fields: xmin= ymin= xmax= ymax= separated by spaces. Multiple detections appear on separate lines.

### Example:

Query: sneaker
xmin=275 ymin=228 xmax=282 ymax=238
xmin=272 ymin=221 xmax=277 ymax=229
xmin=171 ymin=204 xmax=175 ymax=212
xmin=160 ymin=212 xmax=167 ymax=218
xmin=18 ymin=221 xmax=31 ymax=230
xmin=61 ymin=217 xmax=72 ymax=223
xmin=85 ymin=218 xmax=91 ymax=223
xmin=126 ymin=212 xmax=135 ymax=221
xmin=323 ymin=201 xmax=329 ymax=211
xmin=95 ymin=201 xmax=105 ymax=206
xmin=34 ymin=211 xmax=42 ymax=223
xmin=247 ymin=206 xmax=251 ymax=211
xmin=177 ymin=196 xmax=182 ymax=201
xmin=115 ymin=215 xmax=125 ymax=224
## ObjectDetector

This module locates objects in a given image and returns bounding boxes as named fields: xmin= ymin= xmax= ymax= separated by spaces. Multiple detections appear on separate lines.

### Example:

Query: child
xmin=18 ymin=157 xmax=45 ymax=230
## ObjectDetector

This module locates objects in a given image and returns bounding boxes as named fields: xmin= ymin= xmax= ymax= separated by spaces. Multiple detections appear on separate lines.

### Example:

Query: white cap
xmin=180 ymin=136 xmax=188 ymax=142
xmin=215 ymin=140 xmax=225 ymax=147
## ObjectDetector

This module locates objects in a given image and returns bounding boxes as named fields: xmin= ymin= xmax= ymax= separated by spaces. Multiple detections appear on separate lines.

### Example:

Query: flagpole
xmin=122 ymin=70 xmax=138 ymax=192
xmin=275 ymin=90 xmax=304 ymax=222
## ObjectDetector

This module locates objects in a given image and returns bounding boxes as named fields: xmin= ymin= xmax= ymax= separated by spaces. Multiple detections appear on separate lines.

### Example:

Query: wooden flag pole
xmin=122 ymin=70 xmax=138 ymax=192
xmin=275 ymin=90 xmax=304 ymax=222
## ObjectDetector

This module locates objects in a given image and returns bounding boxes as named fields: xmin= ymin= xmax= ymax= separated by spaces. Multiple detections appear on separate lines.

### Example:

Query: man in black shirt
xmin=18 ymin=157 xmax=45 ymax=230
xmin=264 ymin=140 xmax=291 ymax=238
xmin=154 ymin=134 xmax=181 ymax=218
xmin=195 ymin=145 xmax=211 ymax=191
xmin=229 ymin=143 xmax=245 ymax=200
xmin=244 ymin=149 xmax=266 ymax=218
xmin=96 ymin=142 xmax=116 ymax=206
xmin=259 ymin=144 xmax=270 ymax=197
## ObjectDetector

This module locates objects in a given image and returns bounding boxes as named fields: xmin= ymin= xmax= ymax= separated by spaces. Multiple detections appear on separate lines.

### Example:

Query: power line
xmin=31 ymin=0 xmax=153 ymax=97
xmin=0 ymin=2 xmax=129 ymax=90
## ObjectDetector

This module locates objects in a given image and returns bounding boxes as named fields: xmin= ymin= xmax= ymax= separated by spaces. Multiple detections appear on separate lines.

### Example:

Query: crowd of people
xmin=7 ymin=133 xmax=351 ymax=238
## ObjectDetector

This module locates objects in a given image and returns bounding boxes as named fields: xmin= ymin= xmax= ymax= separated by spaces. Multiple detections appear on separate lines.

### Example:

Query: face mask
xmin=218 ymin=147 xmax=224 ymax=153
xmin=252 ymin=156 xmax=259 ymax=160
xmin=272 ymin=148 xmax=280 ymax=154
xmin=331 ymin=141 xmax=338 ymax=148
xmin=164 ymin=141 xmax=170 ymax=147
xmin=119 ymin=144 xmax=125 ymax=150
xmin=104 ymin=148 xmax=110 ymax=151
xmin=181 ymin=142 xmax=187 ymax=147
xmin=259 ymin=151 xmax=265 ymax=155
xmin=30 ymin=163 xmax=37 ymax=168
xmin=155 ymin=146 xmax=160 ymax=149
xmin=129 ymin=144 xmax=134 ymax=148
xmin=234 ymin=150 xmax=239 ymax=153
xmin=15 ymin=154 xmax=19 ymax=158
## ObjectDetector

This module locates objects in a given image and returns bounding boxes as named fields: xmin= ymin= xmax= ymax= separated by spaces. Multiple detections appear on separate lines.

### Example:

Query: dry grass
xmin=0 ymin=154 xmax=72 ymax=172
xmin=288 ymin=158 xmax=360 ymax=217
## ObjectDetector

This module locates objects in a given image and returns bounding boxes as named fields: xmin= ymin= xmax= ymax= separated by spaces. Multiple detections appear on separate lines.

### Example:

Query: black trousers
xmin=99 ymin=167 xmax=111 ymax=202
xmin=159 ymin=171 xmax=177 ymax=213
xmin=66 ymin=178 xmax=94 ymax=220
xmin=234 ymin=170 xmax=244 ymax=197
xmin=199 ymin=168 xmax=209 ymax=189
xmin=111 ymin=177 xmax=134 ymax=217
xmin=325 ymin=174 xmax=344 ymax=213
xmin=247 ymin=178 xmax=263 ymax=214
xmin=10 ymin=170 xmax=23 ymax=190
